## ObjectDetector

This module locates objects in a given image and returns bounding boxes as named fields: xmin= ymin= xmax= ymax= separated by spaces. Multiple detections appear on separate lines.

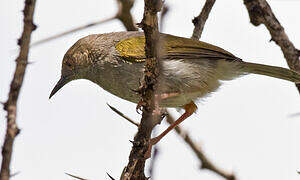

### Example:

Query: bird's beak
xmin=49 ymin=76 xmax=70 ymax=99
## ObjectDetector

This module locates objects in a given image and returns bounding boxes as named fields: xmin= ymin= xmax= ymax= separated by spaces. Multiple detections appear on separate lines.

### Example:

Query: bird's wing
xmin=115 ymin=33 xmax=240 ymax=63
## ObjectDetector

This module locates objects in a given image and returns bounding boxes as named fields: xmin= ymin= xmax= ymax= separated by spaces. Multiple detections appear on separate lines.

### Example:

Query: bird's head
xmin=49 ymin=36 xmax=98 ymax=99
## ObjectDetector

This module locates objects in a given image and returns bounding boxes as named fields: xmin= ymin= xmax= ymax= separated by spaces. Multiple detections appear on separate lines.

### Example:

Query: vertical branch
xmin=191 ymin=0 xmax=216 ymax=40
xmin=243 ymin=0 xmax=300 ymax=93
xmin=121 ymin=0 xmax=163 ymax=179
xmin=169 ymin=1 xmax=235 ymax=179
xmin=1 ymin=0 xmax=37 ymax=180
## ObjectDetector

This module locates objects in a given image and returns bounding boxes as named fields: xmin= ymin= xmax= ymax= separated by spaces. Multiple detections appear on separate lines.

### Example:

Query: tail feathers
xmin=239 ymin=62 xmax=300 ymax=83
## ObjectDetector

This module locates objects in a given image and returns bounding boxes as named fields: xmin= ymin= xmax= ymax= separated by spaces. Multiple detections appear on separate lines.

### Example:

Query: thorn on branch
xmin=297 ymin=49 xmax=300 ymax=57
xmin=192 ymin=16 xmax=200 ymax=26
xmin=1 ymin=101 xmax=7 ymax=110
xmin=191 ymin=0 xmax=216 ymax=40
xmin=106 ymin=172 xmax=116 ymax=180
xmin=10 ymin=171 xmax=21 ymax=177
xmin=16 ymin=128 xmax=21 ymax=136
xmin=31 ymin=23 xmax=37 ymax=31
xmin=106 ymin=103 xmax=139 ymax=126
xmin=65 ymin=172 xmax=88 ymax=180
xmin=17 ymin=39 xmax=22 ymax=46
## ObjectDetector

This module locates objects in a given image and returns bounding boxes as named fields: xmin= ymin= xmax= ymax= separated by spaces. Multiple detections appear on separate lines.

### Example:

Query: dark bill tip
xmin=49 ymin=77 xmax=69 ymax=99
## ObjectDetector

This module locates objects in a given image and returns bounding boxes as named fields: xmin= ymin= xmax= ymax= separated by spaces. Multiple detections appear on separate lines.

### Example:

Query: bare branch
xmin=121 ymin=0 xmax=163 ymax=179
xmin=191 ymin=0 xmax=216 ymax=40
xmin=106 ymin=103 xmax=161 ymax=179
xmin=148 ymin=5 xmax=170 ymax=179
xmin=116 ymin=0 xmax=138 ymax=31
xmin=0 ymin=0 xmax=37 ymax=179
xmin=243 ymin=0 xmax=300 ymax=93
xmin=107 ymin=103 xmax=139 ymax=127
xmin=184 ymin=1 xmax=236 ymax=179
xmin=31 ymin=16 xmax=115 ymax=47
xmin=31 ymin=0 xmax=138 ymax=47
xmin=166 ymin=114 xmax=235 ymax=180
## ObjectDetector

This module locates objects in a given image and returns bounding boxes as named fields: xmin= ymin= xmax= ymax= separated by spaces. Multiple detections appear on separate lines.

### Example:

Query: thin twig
xmin=0 ymin=0 xmax=37 ymax=180
xmin=107 ymin=103 xmax=160 ymax=179
xmin=31 ymin=0 xmax=138 ymax=47
xmin=243 ymin=0 xmax=300 ymax=93
xmin=31 ymin=16 xmax=115 ymax=47
xmin=166 ymin=114 xmax=235 ymax=180
xmin=106 ymin=172 xmax=116 ymax=180
xmin=65 ymin=173 xmax=88 ymax=180
xmin=191 ymin=0 xmax=216 ymax=40
xmin=9 ymin=171 xmax=20 ymax=178
xmin=107 ymin=103 xmax=139 ymax=127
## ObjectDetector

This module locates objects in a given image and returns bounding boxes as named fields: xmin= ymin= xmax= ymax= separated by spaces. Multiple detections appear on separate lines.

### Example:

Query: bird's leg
xmin=145 ymin=101 xmax=198 ymax=158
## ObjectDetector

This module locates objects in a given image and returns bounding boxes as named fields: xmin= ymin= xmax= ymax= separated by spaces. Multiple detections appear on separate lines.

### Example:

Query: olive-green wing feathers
xmin=115 ymin=33 xmax=239 ymax=63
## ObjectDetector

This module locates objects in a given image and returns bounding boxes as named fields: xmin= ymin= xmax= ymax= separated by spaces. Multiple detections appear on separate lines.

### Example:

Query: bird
xmin=49 ymin=31 xmax=300 ymax=156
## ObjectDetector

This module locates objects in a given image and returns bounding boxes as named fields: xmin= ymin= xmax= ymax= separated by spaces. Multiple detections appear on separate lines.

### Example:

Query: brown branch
xmin=116 ymin=0 xmax=234 ymax=179
xmin=31 ymin=0 xmax=138 ymax=47
xmin=243 ymin=0 xmax=300 ymax=93
xmin=148 ymin=5 xmax=169 ymax=179
xmin=191 ymin=0 xmax=216 ymax=40
xmin=121 ymin=0 xmax=163 ymax=179
xmin=168 ymin=1 xmax=235 ymax=179
xmin=145 ymin=1 xmax=237 ymax=179
xmin=107 ymin=103 xmax=160 ymax=179
xmin=116 ymin=0 xmax=138 ymax=31
xmin=166 ymin=114 xmax=235 ymax=180
xmin=0 ymin=0 xmax=37 ymax=180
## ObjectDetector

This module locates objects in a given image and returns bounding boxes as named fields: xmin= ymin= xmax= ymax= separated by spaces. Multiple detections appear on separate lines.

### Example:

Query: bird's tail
xmin=238 ymin=61 xmax=300 ymax=83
